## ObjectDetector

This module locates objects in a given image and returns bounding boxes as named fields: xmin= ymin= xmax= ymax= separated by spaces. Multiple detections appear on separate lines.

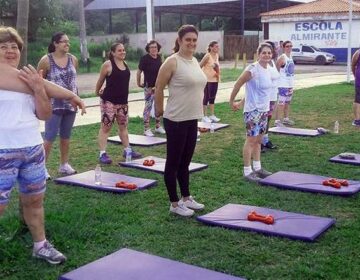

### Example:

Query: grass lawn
xmin=1 ymin=83 xmax=360 ymax=280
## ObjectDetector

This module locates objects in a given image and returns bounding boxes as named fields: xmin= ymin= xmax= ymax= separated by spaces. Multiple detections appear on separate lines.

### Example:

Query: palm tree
xmin=79 ymin=0 xmax=89 ymax=63
xmin=16 ymin=0 xmax=29 ymax=67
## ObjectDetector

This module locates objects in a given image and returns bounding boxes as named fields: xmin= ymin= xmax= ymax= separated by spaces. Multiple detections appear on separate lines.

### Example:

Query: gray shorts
xmin=44 ymin=110 xmax=76 ymax=141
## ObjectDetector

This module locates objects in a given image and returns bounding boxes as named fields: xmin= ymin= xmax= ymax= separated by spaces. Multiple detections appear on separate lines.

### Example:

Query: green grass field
xmin=1 ymin=83 xmax=360 ymax=280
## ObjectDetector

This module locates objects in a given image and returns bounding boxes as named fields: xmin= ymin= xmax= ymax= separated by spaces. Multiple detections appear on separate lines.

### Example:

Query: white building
xmin=261 ymin=0 xmax=360 ymax=62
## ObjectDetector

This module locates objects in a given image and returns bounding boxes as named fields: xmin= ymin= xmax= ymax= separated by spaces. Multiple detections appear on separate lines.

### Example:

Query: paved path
xmin=38 ymin=69 xmax=352 ymax=132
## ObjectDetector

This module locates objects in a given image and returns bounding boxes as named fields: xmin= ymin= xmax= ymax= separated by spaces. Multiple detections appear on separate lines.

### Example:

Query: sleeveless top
xmin=0 ymin=90 xmax=42 ymax=149
xmin=243 ymin=62 xmax=272 ymax=113
xmin=268 ymin=60 xmax=280 ymax=102
xmin=46 ymin=53 xmax=78 ymax=112
xmin=356 ymin=52 xmax=360 ymax=88
xmin=164 ymin=54 xmax=207 ymax=122
xmin=202 ymin=53 xmax=220 ymax=83
xmin=278 ymin=54 xmax=295 ymax=88
xmin=101 ymin=59 xmax=130 ymax=105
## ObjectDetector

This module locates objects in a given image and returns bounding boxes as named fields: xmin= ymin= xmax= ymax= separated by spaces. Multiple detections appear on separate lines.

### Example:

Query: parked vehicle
xmin=291 ymin=45 xmax=336 ymax=65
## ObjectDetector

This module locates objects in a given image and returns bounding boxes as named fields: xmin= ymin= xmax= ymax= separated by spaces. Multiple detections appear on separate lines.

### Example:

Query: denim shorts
xmin=243 ymin=110 xmax=268 ymax=137
xmin=44 ymin=110 xmax=76 ymax=141
xmin=0 ymin=144 xmax=46 ymax=205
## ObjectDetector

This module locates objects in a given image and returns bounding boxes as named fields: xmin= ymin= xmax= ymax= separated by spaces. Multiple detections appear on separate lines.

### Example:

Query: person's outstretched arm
xmin=0 ymin=62 xmax=86 ymax=115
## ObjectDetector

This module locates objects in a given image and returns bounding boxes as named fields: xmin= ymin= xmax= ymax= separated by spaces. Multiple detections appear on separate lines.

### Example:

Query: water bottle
xmin=210 ymin=122 xmax=215 ymax=133
xmin=125 ymin=147 xmax=132 ymax=163
xmin=334 ymin=120 xmax=339 ymax=134
xmin=94 ymin=164 xmax=102 ymax=185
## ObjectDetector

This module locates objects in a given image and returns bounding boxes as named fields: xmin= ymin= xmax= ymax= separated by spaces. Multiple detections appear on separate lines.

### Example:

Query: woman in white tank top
xmin=155 ymin=25 xmax=207 ymax=217
xmin=229 ymin=43 xmax=274 ymax=183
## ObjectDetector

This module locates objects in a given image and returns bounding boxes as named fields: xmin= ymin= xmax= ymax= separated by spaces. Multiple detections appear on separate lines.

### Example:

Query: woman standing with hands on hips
xmin=199 ymin=41 xmax=221 ymax=123
xmin=95 ymin=42 xmax=141 ymax=164
xmin=155 ymin=25 xmax=206 ymax=217
xmin=229 ymin=43 xmax=274 ymax=183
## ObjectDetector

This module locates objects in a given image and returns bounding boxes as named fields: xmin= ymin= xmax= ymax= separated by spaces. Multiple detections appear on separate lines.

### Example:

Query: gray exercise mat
xmin=197 ymin=204 xmax=335 ymax=242
xmin=119 ymin=156 xmax=208 ymax=174
xmin=108 ymin=134 xmax=166 ymax=146
xmin=330 ymin=153 xmax=360 ymax=166
xmin=269 ymin=127 xmax=321 ymax=136
xmin=198 ymin=122 xmax=230 ymax=131
xmin=59 ymin=248 xmax=246 ymax=280
xmin=54 ymin=170 xmax=157 ymax=193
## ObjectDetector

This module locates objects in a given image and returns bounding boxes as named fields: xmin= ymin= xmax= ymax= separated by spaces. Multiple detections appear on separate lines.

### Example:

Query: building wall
xmin=267 ymin=18 xmax=360 ymax=62
xmin=88 ymin=30 xmax=224 ymax=57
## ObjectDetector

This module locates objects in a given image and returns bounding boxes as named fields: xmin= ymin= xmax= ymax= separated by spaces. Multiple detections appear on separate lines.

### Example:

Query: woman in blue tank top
xmin=37 ymin=32 xmax=79 ymax=178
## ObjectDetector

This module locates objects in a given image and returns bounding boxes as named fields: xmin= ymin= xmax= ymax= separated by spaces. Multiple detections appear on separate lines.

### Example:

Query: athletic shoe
xmin=45 ymin=168 xmax=51 ymax=180
xmin=261 ymin=144 xmax=266 ymax=153
xmin=255 ymin=168 xmax=272 ymax=179
xmin=202 ymin=116 xmax=211 ymax=123
xmin=144 ymin=129 xmax=154 ymax=137
xmin=244 ymin=172 xmax=261 ymax=183
xmin=352 ymin=120 xmax=360 ymax=127
xmin=122 ymin=149 xmax=142 ymax=159
xmin=283 ymin=118 xmax=295 ymax=126
xmin=209 ymin=115 xmax=220 ymax=123
xmin=58 ymin=163 xmax=76 ymax=175
xmin=181 ymin=196 xmax=204 ymax=210
xmin=169 ymin=201 xmax=194 ymax=217
xmin=99 ymin=153 xmax=112 ymax=164
xmin=32 ymin=241 xmax=67 ymax=265
xmin=274 ymin=120 xmax=284 ymax=127
xmin=264 ymin=141 xmax=277 ymax=149
xmin=154 ymin=126 xmax=166 ymax=134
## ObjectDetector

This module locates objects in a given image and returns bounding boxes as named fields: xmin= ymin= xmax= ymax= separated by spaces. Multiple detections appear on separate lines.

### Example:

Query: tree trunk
xmin=16 ymin=0 xmax=29 ymax=67
xmin=79 ymin=0 xmax=89 ymax=62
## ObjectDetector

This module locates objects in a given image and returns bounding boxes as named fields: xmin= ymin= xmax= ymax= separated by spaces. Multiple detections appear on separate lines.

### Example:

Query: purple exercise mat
xmin=269 ymin=127 xmax=321 ymax=136
xmin=198 ymin=122 xmax=230 ymax=131
xmin=330 ymin=153 xmax=360 ymax=166
xmin=259 ymin=171 xmax=360 ymax=196
xmin=54 ymin=170 xmax=157 ymax=193
xmin=197 ymin=204 xmax=335 ymax=242
xmin=119 ymin=156 xmax=208 ymax=174
xmin=59 ymin=248 xmax=245 ymax=280
xmin=108 ymin=134 xmax=166 ymax=146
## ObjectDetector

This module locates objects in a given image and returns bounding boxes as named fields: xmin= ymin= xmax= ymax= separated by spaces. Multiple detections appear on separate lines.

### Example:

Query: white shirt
xmin=278 ymin=54 xmax=295 ymax=88
xmin=268 ymin=60 xmax=280 ymax=102
xmin=0 ymin=90 xmax=43 ymax=149
xmin=243 ymin=62 xmax=273 ymax=113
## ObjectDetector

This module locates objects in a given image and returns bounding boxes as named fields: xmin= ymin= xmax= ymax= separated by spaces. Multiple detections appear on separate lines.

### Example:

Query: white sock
xmin=33 ymin=239 xmax=46 ymax=251
xmin=284 ymin=117 xmax=289 ymax=121
xmin=253 ymin=160 xmax=261 ymax=171
xmin=243 ymin=166 xmax=253 ymax=176
xmin=275 ymin=119 xmax=281 ymax=123
xmin=99 ymin=151 xmax=106 ymax=157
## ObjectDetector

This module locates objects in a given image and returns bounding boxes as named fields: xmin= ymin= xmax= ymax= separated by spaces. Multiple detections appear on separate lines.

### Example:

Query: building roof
xmin=85 ymin=0 xmax=308 ymax=18
xmin=261 ymin=0 xmax=360 ymax=17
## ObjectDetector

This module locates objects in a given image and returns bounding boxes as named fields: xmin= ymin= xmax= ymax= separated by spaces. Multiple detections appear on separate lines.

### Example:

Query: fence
xmin=223 ymin=35 xmax=259 ymax=60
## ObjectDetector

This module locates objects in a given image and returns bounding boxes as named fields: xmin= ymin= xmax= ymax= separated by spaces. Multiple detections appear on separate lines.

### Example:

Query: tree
xmin=78 ymin=0 xmax=88 ymax=62
xmin=16 ymin=0 xmax=29 ymax=66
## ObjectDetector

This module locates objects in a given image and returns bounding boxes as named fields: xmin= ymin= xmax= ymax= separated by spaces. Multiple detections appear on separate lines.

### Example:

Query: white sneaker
xmin=274 ymin=120 xmax=284 ymax=127
xmin=58 ymin=163 xmax=76 ymax=175
xmin=169 ymin=201 xmax=194 ymax=217
xmin=45 ymin=168 xmax=51 ymax=180
xmin=181 ymin=196 xmax=205 ymax=210
xmin=209 ymin=115 xmax=220 ymax=123
xmin=154 ymin=126 xmax=166 ymax=134
xmin=144 ymin=129 xmax=154 ymax=137
xmin=202 ymin=116 xmax=211 ymax=123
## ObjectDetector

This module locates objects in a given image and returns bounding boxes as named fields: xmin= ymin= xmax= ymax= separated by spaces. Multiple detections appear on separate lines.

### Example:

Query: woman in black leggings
xmin=155 ymin=25 xmax=207 ymax=217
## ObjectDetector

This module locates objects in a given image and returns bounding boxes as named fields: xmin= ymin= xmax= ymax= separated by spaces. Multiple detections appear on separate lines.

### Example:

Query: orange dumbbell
xmin=247 ymin=211 xmax=274 ymax=225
